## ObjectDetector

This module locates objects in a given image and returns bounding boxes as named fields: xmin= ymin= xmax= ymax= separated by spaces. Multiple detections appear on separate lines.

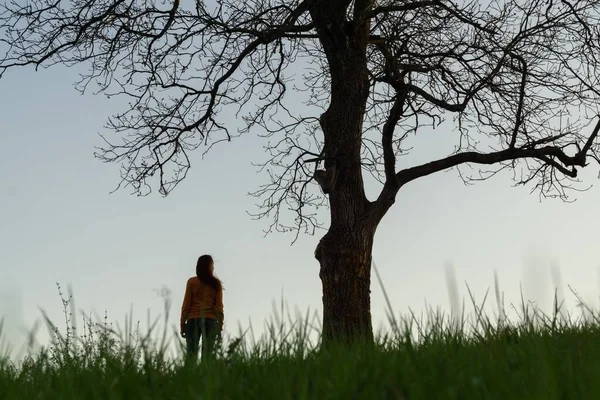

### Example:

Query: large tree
xmin=3 ymin=0 xmax=600 ymax=342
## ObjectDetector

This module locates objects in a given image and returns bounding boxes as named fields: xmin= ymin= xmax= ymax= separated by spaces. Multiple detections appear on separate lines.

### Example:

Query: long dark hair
xmin=196 ymin=255 xmax=222 ymax=291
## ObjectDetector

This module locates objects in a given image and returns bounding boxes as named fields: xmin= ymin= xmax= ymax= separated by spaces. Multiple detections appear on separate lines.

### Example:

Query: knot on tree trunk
xmin=313 ymin=167 xmax=338 ymax=194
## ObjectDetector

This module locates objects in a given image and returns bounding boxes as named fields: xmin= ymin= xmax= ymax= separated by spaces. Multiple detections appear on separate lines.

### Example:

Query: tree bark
xmin=307 ymin=0 xmax=381 ymax=344
xmin=315 ymin=226 xmax=376 ymax=344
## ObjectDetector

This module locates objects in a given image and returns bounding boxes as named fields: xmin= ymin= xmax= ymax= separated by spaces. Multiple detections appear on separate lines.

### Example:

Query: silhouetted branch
xmin=3 ymin=0 xmax=600 ymax=235
xmin=397 ymin=119 xmax=600 ymax=185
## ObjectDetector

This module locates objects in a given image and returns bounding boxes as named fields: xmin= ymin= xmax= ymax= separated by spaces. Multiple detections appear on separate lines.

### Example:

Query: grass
xmin=2 ymin=280 xmax=600 ymax=399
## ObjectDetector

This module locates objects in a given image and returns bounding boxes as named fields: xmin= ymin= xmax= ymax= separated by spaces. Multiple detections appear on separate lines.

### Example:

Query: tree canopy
xmin=2 ymin=0 xmax=600 ymax=235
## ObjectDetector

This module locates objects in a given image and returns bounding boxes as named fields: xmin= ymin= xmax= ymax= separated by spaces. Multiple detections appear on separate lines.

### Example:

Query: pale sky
xmin=2 ymin=41 xmax=600 ymax=359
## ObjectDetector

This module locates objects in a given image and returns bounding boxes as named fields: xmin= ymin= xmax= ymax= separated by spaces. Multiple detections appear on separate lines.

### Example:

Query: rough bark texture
xmin=308 ymin=0 xmax=380 ymax=344
xmin=315 ymin=228 xmax=376 ymax=343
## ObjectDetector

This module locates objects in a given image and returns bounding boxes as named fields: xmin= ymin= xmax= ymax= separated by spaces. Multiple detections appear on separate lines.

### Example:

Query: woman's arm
xmin=180 ymin=279 xmax=192 ymax=335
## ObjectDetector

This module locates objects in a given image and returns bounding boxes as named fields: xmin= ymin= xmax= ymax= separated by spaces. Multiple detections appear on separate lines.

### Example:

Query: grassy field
xmin=2 ymin=283 xmax=600 ymax=399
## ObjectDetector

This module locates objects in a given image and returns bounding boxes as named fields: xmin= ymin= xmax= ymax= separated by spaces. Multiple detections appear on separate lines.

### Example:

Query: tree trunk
xmin=307 ymin=0 xmax=380 ymax=344
xmin=314 ymin=60 xmax=376 ymax=344
xmin=313 ymin=53 xmax=376 ymax=343
xmin=315 ymin=226 xmax=376 ymax=344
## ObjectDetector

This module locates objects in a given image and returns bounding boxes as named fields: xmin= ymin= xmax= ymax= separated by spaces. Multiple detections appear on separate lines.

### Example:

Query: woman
xmin=180 ymin=255 xmax=224 ymax=360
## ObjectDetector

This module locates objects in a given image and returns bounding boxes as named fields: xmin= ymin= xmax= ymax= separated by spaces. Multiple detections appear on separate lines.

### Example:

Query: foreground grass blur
xmin=1 ymin=282 xmax=600 ymax=399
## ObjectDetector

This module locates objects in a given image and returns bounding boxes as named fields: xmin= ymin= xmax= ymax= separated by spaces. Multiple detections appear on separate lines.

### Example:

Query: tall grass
xmin=2 ymin=276 xmax=600 ymax=399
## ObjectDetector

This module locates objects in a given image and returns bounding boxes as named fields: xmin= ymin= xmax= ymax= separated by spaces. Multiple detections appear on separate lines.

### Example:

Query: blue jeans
xmin=185 ymin=318 xmax=219 ymax=360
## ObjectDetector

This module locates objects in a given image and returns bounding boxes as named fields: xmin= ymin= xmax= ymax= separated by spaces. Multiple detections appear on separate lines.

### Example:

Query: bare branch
xmin=396 ymin=119 xmax=600 ymax=186
xmin=3 ymin=0 xmax=600 ymax=237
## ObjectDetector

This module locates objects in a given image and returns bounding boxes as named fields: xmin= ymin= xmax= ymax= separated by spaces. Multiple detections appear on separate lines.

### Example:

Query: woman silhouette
xmin=180 ymin=255 xmax=224 ymax=360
